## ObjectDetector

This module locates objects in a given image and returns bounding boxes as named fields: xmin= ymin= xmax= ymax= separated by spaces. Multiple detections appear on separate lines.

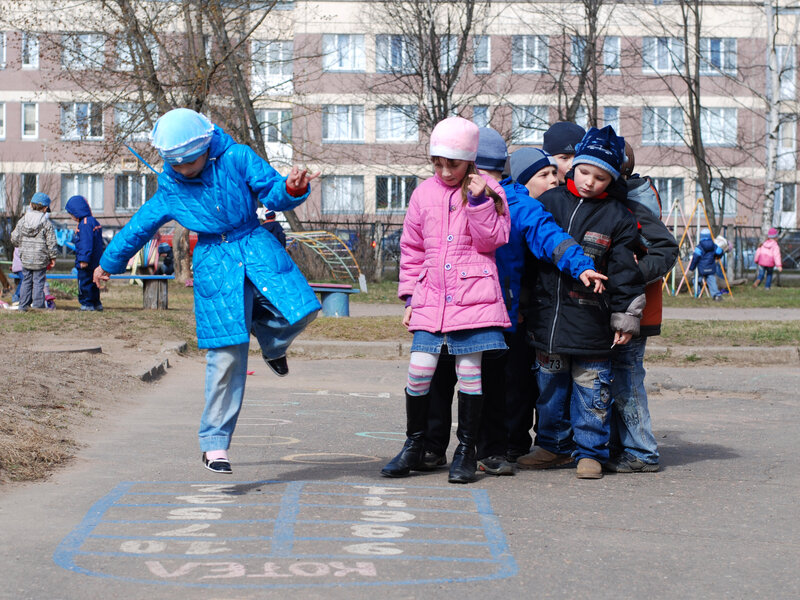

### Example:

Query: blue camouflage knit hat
xmin=572 ymin=126 xmax=626 ymax=180
xmin=151 ymin=108 xmax=214 ymax=165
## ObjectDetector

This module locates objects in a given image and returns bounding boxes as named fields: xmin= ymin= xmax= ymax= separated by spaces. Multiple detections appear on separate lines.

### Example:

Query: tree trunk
xmin=173 ymin=224 xmax=192 ymax=283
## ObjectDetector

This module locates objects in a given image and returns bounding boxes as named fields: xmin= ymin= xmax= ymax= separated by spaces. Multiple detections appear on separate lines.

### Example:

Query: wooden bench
xmin=309 ymin=282 xmax=359 ymax=317
xmin=9 ymin=273 xmax=173 ymax=310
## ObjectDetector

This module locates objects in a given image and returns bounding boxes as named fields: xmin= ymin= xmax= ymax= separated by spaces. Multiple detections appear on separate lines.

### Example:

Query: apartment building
xmin=0 ymin=0 xmax=797 ymax=237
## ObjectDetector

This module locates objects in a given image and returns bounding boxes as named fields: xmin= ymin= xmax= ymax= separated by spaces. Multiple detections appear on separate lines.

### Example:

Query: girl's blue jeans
xmin=199 ymin=279 xmax=317 ymax=452
xmin=534 ymin=352 xmax=613 ymax=462
xmin=610 ymin=337 xmax=659 ymax=464
xmin=756 ymin=266 xmax=774 ymax=289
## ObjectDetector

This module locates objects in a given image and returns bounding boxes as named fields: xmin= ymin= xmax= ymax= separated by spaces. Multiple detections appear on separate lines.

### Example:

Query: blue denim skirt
xmin=410 ymin=327 xmax=507 ymax=356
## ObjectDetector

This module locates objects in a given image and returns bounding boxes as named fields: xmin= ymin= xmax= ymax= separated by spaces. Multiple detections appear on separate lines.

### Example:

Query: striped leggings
xmin=406 ymin=351 xmax=483 ymax=396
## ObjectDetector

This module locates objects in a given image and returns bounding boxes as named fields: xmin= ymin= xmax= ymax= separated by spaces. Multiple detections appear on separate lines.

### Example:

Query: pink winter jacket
xmin=399 ymin=173 xmax=511 ymax=333
xmin=754 ymin=239 xmax=782 ymax=269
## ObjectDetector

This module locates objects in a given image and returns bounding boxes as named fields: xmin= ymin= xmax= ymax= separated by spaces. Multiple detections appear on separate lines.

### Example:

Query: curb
xmin=137 ymin=341 xmax=189 ymax=382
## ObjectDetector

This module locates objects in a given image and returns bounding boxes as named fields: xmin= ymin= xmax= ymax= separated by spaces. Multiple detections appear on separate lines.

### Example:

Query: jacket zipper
xmin=548 ymin=198 xmax=583 ymax=354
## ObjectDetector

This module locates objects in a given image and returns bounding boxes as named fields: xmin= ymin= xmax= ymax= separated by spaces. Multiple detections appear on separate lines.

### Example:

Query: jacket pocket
xmin=410 ymin=269 xmax=428 ymax=308
xmin=454 ymin=265 xmax=499 ymax=306
xmin=192 ymin=245 xmax=223 ymax=299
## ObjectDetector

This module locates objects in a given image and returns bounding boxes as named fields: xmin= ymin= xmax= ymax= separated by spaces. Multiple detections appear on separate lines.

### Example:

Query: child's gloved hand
xmin=286 ymin=166 xmax=321 ymax=197
xmin=579 ymin=269 xmax=607 ymax=293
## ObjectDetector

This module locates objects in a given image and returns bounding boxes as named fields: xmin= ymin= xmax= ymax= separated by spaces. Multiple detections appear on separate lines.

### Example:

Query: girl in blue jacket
xmin=94 ymin=108 xmax=321 ymax=474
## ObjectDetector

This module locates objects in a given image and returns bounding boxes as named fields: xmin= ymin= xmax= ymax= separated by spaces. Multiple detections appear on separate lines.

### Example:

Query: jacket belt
xmin=198 ymin=220 xmax=259 ymax=245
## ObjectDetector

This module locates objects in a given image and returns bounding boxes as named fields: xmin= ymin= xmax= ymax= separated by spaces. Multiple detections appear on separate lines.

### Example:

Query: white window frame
xmin=322 ymin=34 xmax=365 ymax=72
xmin=642 ymin=106 xmax=683 ymax=145
xmin=512 ymin=35 xmax=548 ymax=73
xmin=21 ymin=102 xmax=38 ymax=139
xmin=116 ymin=35 xmax=159 ymax=72
xmin=698 ymin=178 xmax=737 ymax=217
xmin=321 ymin=175 xmax=364 ymax=214
xmin=0 ymin=32 xmax=6 ymax=69
xmin=778 ymin=45 xmax=796 ymax=101
xmin=473 ymin=105 xmax=490 ymax=128
xmin=62 ymin=33 xmax=105 ymax=70
xmin=376 ymin=175 xmax=416 ymax=213
xmin=699 ymin=37 xmax=736 ymax=75
xmin=61 ymin=173 xmax=104 ymax=212
xmin=700 ymin=107 xmax=737 ymax=146
xmin=61 ymin=102 xmax=104 ymax=140
xmin=115 ymin=173 xmax=156 ymax=212
xmin=603 ymin=106 xmax=620 ymax=132
xmin=603 ymin=36 xmax=620 ymax=74
xmin=21 ymin=32 xmax=38 ymax=69
xmin=256 ymin=108 xmax=293 ymax=167
xmin=511 ymin=105 xmax=548 ymax=144
xmin=114 ymin=103 xmax=153 ymax=142
xmin=0 ymin=102 xmax=5 ymax=139
xmin=322 ymin=105 xmax=364 ymax=142
xmin=375 ymin=105 xmax=418 ymax=142
xmin=251 ymin=39 xmax=293 ymax=95
xmin=376 ymin=34 xmax=416 ymax=74
xmin=642 ymin=37 xmax=683 ymax=74
xmin=653 ymin=177 xmax=684 ymax=212
xmin=473 ymin=35 xmax=490 ymax=74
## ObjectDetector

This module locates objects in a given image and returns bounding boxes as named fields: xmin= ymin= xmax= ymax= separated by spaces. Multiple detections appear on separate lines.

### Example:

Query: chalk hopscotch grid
xmin=53 ymin=480 xmax=518 ymax=590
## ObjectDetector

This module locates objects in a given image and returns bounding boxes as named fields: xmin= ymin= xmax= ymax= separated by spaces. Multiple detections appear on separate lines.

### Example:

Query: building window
xmin=21 ymin=103 xmax=38 ymax=139
xmin=777 ymin=119 xmax=797 ymax=171
xmin=777 ymin=45 xmax=796 ymax=101
xmin=642 ymin=106 xmax=683 ymax=145
xmin=376 ymin=106 xmax=418 ymax=142
xmin=473 ymin=105 xmax=489 ymax=128
xmin=21 ymin=32 xmax=38 ymax=69
xmin=322 ymin=34 xmax=365 ymax=72
xmin=0 ymin=102 xmax=5 ymax=139
xmin=61 ymin=102 xmax=104 ymax=140
xmin=775 ymin=182 xmax=796 ymax=227
xmin=603 ymin=36 xmax=620 ymax=74
xmin=698 ymin=178 xmax=737 ymax=217
xmin=116 ymin=35 xmax=159 ymax=71
xmin=699 ymin=38 xmax=736 ymax=75
xmin=376 ymin=34 xmax=415 ymax=74
xmin=256 ymin=108 xmax=293 ymax=166
xmin=512 ymin=35 xmax=548 ymax=73
xmin=62 ymin=33 xmax=106 ymax=70
xmin=321 ymin=175 xmax=364 ymax=214
xmin=574 ymin=106 xmax=589 ymax=131
xmin=61 ymin=174 xmax=104 ymax=212
xmin=251 ymin=40 xmax=293 ymax=95
xmin=115 ymin=103 xmax=154 ymax=142
xmin=473 ymin=35 xmax=490 ymax=73
xmin=642 ymin=37 xmax=683 ymax=73
xmin=440 ymin=35 xmax=459 ymax=74
xmin=603 ymin=107 xmax=620 ymax=132
xmin=571 ymin=36 xmax=587 ymax=74
xmin=0 ymin=32 xmax=6 ymax=68
xmin=653 ymin=177 xmax=683 ymax=212
xmin=700 ymin=107 xmax=737 ymax=146
xmin=21 ymin=173 xmax=38 ymax=206
xmin=322 ymin=105 xmax=364 ymax=142
xmin=376 ymin=175 xmax=416 ymax=212
xmin=511 ymin=105 xmax=548 ymax=143
xmin=115 ymin=174 xmax=156 ymax=212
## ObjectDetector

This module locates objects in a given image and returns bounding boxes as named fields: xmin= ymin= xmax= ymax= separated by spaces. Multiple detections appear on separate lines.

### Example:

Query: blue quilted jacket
xmin=99 ymin=126 xmax=320 ymax=349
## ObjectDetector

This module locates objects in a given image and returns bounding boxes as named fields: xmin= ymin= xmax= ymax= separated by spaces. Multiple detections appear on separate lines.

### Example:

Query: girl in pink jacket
xmin=381 ymin=117 xmax=511 ymax=484
xmin=753 ymin=227 xmax=783 ymax=290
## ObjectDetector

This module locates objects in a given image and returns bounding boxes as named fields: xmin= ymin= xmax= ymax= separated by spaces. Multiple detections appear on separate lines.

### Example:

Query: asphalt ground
xmin=1 ymin=354 xmax=798 ymax=599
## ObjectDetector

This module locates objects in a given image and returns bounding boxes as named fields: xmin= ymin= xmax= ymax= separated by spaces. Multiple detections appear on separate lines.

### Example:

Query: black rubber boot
xmin=381 ymin=390 xmax=429 ymax=477
xmin=448 ymin=392 xmax=484 ymax=484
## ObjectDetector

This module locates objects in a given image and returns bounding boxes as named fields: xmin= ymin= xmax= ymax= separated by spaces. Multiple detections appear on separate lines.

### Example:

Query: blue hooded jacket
xmin=100 ymin=126 xmax=320 ymax=349
xmin=688 ymin=229 xmax=723 ymax=276
xmin=64 ymin=195 xmax=104 ymax=269
xmin=496 ymin=178 xmax=595 ymax=332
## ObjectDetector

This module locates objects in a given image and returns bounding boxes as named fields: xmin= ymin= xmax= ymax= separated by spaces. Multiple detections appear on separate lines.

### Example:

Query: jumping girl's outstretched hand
xmin=402 ymin=306 xmax=413 ymax=328
xmin=579 ymin=269 xmax=608 ymax=293
xmin=467 ymin=173 xmax=487 ymax=198
xmin=613 ymin=330 xmax=632 ymax=346
xmin=286 ymin=166 xmax=321 ymax=195
xmin=93 ymin=266 xmax=110 ymax=288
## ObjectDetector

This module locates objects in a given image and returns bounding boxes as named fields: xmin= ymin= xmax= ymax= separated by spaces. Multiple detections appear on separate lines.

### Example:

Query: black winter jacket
xmin=525 ymin=175 xmax=646 ymax=356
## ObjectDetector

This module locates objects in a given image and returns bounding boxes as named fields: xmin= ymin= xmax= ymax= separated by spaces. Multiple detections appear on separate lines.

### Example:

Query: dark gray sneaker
xmin=477 ymin=455 xmax=515 ymax=476
xmin=604 ymin=455 xmax=659 ymax=473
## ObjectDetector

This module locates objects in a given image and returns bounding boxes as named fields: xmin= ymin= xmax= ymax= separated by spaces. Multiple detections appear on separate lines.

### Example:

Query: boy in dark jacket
xmin=65 ymin=195 xmax=104 ymax=311
xmin=687 ymin=228 xmax=724 ymax=300
xmin=518 ymin=126 xmax=645 ymax=479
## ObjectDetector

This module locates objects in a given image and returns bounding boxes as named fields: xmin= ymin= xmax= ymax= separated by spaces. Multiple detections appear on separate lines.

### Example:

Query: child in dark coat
xmin=65 ymin=195 xmax=104 ymax=311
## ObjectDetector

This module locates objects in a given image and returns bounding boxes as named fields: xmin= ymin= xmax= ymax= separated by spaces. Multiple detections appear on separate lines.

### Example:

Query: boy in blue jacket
xmin=94 ymin=108 xmax=320 ymax=474
xmin=687 ymin=228 xmax=724 ymax=300
xmin=65 ymin=195 xmax=104 ymax=311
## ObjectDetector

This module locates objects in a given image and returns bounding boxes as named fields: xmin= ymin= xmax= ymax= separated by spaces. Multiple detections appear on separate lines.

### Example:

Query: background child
xmin=11 ymin=192 xmax=58 ymax=311
xmin=381 ymin=117 xmax=511 ymax=484
xmin=65 ymin=195 xmax=104 ymax=311
xmin=261 ymin=210 xmax=287 ymax=248
xmin=753 ymin=228 xmax=782 ymax=290
xmin=156 ymin=243 xmax=174 ymax=275
xmin=11 ymin=247 xmax=23 ymax=305
xmin=687 ymin=229 xmax=724 ymax=300
xmin=519 ymin=126 xmax=645 ymax=479
xmin=542 ymin=121 xmax=586 ymax=184
xmin=94 ymin=108 xmax=320 ymax=474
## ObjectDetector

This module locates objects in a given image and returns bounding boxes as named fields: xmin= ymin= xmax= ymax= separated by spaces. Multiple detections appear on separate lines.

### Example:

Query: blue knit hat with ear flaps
xmin=151 ymin=108 xmax=214 ymax=165
xmin=572 ymin=126 xmax=626 ymax=180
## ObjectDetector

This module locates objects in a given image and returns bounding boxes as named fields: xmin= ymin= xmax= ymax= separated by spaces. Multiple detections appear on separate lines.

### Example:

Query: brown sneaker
xmin=517 ymin=448 xmax=573 ymax=469
xmin=576 ymin=458 xmax=603 ymax=479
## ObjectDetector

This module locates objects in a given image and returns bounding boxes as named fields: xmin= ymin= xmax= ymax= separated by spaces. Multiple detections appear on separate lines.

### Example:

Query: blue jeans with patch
xmin=199 ymin=279 xmax=317 ymax=452
xmin=611 ymin=337 xmax=659 ymax=464
xmin=535 ymin=352 xmax=613 ymax=462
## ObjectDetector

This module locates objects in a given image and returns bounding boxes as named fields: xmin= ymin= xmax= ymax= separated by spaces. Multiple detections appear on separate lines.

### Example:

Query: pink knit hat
xmin=429 ymin=117 xmax=479 ymax=162
xmin=768 ymin=227 xmax=778 ymax=238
